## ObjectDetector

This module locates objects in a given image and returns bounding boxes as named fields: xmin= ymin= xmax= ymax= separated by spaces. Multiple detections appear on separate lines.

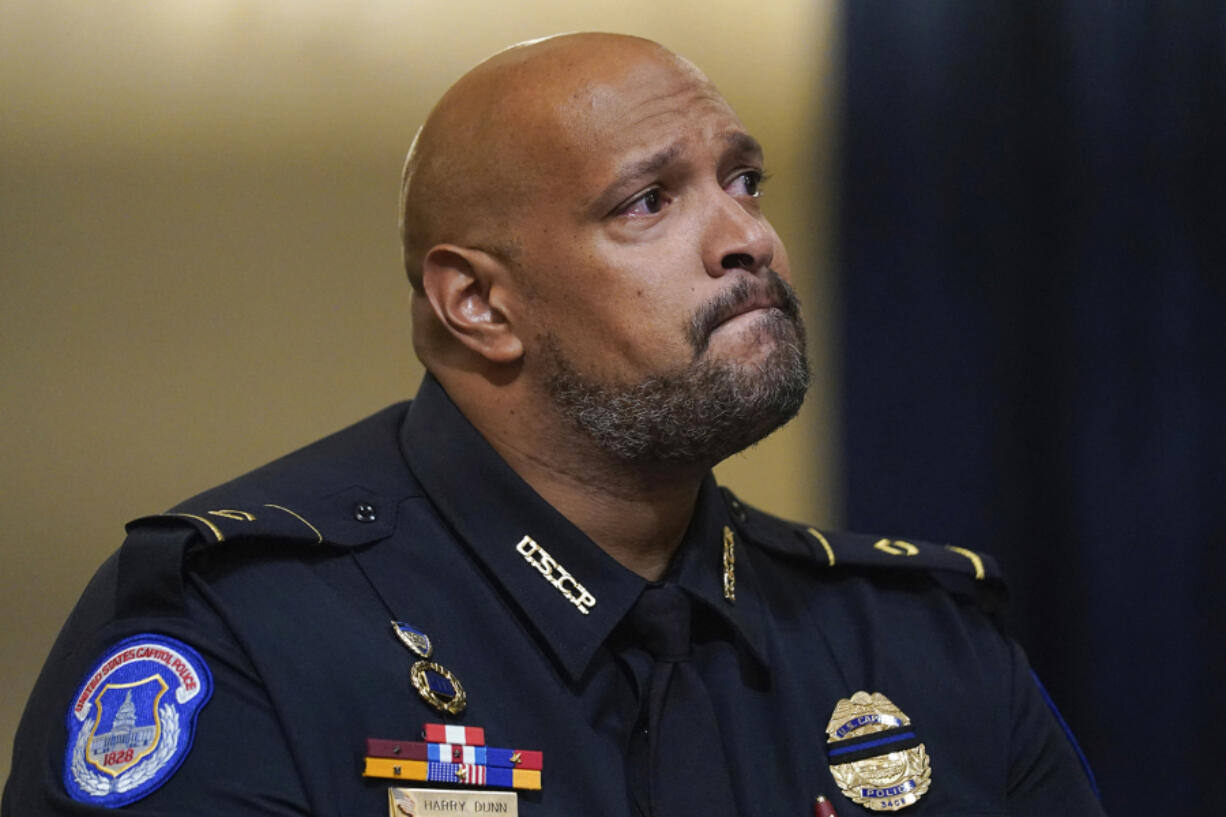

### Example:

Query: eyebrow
xmin=586 ymin=130 xmax=765 ymax=217
xmin=723 ymin=131 xmax=765 ymax=163
xmin=587 ymin=142 xmax=685 ymax=215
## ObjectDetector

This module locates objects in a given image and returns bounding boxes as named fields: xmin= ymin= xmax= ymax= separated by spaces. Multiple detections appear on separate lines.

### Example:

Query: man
xmin=4 ymin=33 xmax=1103 ymax=816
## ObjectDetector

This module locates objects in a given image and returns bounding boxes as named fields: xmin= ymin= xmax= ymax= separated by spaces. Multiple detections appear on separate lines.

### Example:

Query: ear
xmin=420 ymin=244 xmax=524 ymax=364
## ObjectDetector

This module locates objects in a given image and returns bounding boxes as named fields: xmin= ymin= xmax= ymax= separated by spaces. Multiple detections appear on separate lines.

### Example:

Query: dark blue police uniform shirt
xmin=3 ymin=375 xmax=1103 ymax=816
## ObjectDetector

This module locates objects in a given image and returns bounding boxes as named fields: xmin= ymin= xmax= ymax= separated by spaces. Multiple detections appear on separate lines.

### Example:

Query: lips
xmin=687 ymin=269 xmax=802 ymax=355
xmin=702 ymin=281 xmax=786 ymax=336
xmin=712 ymin=295 xmax=783 ymax=329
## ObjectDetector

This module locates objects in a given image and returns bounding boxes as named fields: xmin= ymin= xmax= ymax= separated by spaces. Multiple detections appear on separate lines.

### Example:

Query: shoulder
xmin=166 ymin=401 xmax=419 ymax=541
xmin=721 ymin=487 xmax=1007 ymax=615
xmin=114 ymin=402 xmax=422 ymax=618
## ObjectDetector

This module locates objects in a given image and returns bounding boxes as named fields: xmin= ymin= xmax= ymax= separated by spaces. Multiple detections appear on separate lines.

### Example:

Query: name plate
xmin=389 ymin=787 xmax=518 ymax=816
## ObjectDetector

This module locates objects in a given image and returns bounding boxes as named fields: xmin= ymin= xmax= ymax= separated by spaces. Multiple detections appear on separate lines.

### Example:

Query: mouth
xmin=687 ymin=270 xmax=801 ymax=356
xmin=711 ymin=297 xmax=783 ymax=330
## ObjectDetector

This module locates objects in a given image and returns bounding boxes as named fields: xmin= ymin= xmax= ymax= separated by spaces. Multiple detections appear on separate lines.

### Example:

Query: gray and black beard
xmin=540 ymin=270 xmax=810 ymax=466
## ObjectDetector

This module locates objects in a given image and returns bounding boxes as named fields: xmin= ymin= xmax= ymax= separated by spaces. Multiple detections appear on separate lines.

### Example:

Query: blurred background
xmin=838 ymin=4 xmax=1224 ymax=815
xmin=2 ymin=1 xmax=1222 ymax=814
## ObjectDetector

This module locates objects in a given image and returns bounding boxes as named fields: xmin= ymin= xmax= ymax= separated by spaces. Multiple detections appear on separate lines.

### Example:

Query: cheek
xmin=517 ymin=237 xmax=703 ymax=368
xmin=531 ymin=291 xmax=694 ymax=377
xmin=583 ymin=294 xmax=684 ymax=362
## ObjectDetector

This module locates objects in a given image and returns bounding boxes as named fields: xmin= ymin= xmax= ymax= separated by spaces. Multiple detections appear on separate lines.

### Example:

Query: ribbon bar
xmin=423 ymin=723 xmax=486 ymax=746
xmin=362 ymin=758 xmax=542 ymax=791
xmin=365 ymin=738 xmax=543 ymax=771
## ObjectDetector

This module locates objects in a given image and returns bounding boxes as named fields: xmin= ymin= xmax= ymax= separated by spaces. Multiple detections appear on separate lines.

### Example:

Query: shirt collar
xmin=400 ymin=375 xmax=770 ymax=681
xmin=667 ymin=477 xmax=771 ymax=670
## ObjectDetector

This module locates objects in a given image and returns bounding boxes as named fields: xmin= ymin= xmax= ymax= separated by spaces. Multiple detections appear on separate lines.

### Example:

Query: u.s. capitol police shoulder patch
xmin=64 ymin=634 xmax=213 ymax=807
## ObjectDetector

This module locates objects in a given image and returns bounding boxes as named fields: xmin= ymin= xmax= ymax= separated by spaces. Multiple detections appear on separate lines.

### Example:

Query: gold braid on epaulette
xmin=796 ymin=526 xmax=998 ymax=582
xmin=720 ymin=488 xmax=1001 ymax=585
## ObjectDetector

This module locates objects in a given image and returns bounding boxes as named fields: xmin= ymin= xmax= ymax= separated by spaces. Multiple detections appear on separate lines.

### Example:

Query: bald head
xmin=400 ymin=33 xmax=713 ymax=292
xmin=398 ymin=33 xmax=804 ymax=474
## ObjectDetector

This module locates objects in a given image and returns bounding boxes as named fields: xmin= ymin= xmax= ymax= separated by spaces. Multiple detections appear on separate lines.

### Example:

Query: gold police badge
xmin=825 ymin=691 xmax=931 ymax=812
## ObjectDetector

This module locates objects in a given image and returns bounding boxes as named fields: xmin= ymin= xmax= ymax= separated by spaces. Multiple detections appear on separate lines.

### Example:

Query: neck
xmin=496 ymin=441 xmax=707 ymax=581
xmin=444 ymin=371 xmax=708 ymax=580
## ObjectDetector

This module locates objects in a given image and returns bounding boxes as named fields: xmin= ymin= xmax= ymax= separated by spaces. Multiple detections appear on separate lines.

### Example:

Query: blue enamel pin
xmin=64 ymin=634 xmax=213 ymax=807
xmin=391 ymin=619 xmax=433 ymax=658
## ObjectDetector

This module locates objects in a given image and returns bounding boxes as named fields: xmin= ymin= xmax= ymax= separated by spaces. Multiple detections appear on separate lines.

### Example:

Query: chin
xmin=545 ymin=328 xmax=809 ymax=466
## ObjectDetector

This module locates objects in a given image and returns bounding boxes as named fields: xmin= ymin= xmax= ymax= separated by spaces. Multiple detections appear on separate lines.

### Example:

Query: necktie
xmin=626 ymin=584 xmax=738 ymax=817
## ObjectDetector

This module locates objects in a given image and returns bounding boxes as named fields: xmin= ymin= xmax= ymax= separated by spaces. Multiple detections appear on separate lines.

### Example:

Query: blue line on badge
xmin=828 ymin=730 xmax=917 ymax=757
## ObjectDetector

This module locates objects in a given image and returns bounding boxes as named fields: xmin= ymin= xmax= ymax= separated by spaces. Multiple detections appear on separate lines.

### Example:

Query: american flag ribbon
xmin=429 ymin=761 xmax=486 ymax=785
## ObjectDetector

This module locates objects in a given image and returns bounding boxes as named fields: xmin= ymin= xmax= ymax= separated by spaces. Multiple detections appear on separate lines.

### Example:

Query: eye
xmin=726 ymin=169 xmax=768 ymax=198
xmin=619 ymin=187 xmax=668 ymax=217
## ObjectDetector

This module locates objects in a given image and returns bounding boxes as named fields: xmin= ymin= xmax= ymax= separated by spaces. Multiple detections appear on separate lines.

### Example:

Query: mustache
xmin=687 ymin=269 xmax=802 ymax=354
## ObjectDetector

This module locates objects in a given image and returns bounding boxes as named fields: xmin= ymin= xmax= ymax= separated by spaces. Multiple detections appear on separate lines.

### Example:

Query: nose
xmin=704 ymin=195 xmax=775 ymax=277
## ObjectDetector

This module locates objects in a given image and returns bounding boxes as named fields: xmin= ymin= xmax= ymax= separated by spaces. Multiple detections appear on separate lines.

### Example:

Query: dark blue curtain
xmin=839 ymin=3 xmax=1226 ymax=814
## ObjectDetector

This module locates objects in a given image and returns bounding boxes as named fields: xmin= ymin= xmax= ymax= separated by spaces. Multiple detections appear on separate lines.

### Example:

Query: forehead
xmin=531 ymin=57 xmax=748 ymax=197
xmin=563 ymin=56 xmax=734 ymax=132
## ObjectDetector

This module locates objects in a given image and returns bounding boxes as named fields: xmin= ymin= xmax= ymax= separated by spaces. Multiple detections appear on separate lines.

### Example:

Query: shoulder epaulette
xmin=112 ymin=402 xmax=420 ymax=620
xmin=722 ymin=488 xmax=1006 ymax=611
xmin=115 ymin=485 xmax=405 ymax=620
xmin=154 ymin=483 xmax=402 ymax=548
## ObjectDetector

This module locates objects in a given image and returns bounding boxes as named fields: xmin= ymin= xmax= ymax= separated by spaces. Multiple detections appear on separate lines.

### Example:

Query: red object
xmin=364 ymin=736 xmax=542 ymax=770
xmin=814 ymin=795 xmax=839 ymax=817
xmin=423 ymin=723 xmax=487 ymax=745
xmin=364 ymin=738 xmax=428 ymax=760
xmin=509 ymin=749 xmax=544 ymax=770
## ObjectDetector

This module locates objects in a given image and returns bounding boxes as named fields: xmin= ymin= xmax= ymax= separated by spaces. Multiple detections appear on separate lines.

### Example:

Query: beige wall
xmin=0 ymin=0 xmax=841 ymax=780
